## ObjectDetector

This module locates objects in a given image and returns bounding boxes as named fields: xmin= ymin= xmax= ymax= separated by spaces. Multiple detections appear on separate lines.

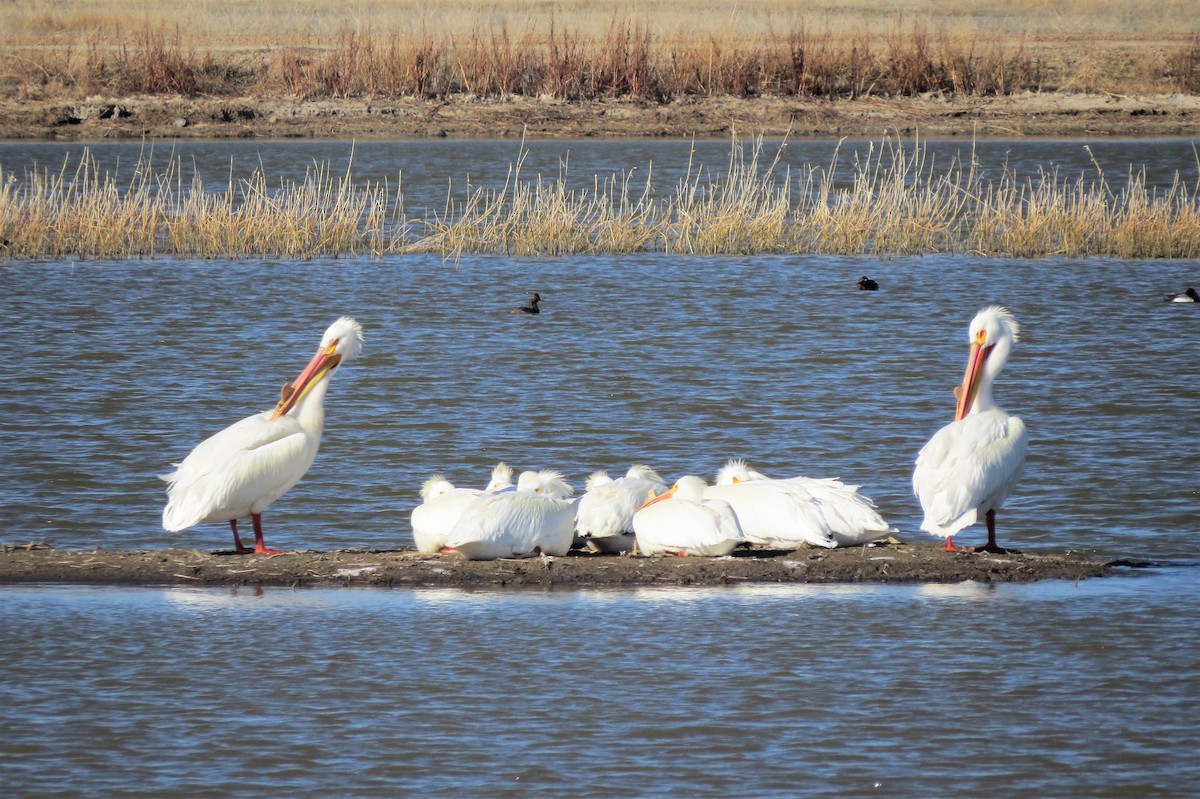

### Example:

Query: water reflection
xmin=1 ymin=578 xmax=1196 ymax=798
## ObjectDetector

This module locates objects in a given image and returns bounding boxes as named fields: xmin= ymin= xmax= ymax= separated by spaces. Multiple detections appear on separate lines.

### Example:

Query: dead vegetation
xmin=4 ymin=136 xmax=1199 ymax=259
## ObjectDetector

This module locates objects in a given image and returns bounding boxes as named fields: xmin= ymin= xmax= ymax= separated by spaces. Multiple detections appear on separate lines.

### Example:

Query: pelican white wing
xmin=712 ymin=459 xmax=892 ymax=547
xmin=914 ymin=409 xmax=1028 ymax=537
xmin=161 ymin=411 xmax=314 ymax=531
xmin=576 ymin=464 xmax=667 ymax=553
xmin=704 ymin=480 xmax=835 ymax=549
xmin=445 ymin=492 xmax=578 ymax=560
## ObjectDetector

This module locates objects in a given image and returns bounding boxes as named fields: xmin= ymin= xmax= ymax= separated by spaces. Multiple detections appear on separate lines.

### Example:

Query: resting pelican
xmin=445 ymin=470 xmax=577 ymax=560
xmin=576 ymin=464 xmax=668 ymax=553
xmin=411 ymin=463 xmax=517 ymax=552
xmin=633 ymin=476 xmax=744 ymax=557
xmin=913 ymin=306 xmax=1028 ymax=552
xmin=710 ymin=460 xmax=894 ymax=547
xmin=162 ymin=317 xmax=364 ymax=554
xmin=1167 ymin=287 xmax=1199 ymax=303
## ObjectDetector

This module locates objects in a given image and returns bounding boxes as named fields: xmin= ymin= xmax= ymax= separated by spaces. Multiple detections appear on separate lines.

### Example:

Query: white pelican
xmin=1167 ymin=287 xmax=1199 ymax=303
xmin=410 ymin=463 xmax=517 ymax=553
xmin=913 ymin=305 xmax=1028 ymax=552
xmin=444 ymin=470 xmax=577 ymax=560
xmin=710 ymin=459 xmax=894 ymax=547
xmin=575 ymin=464 xmax=668 ymax=553
xmin=161 ymin=317 xmax=364 ymax=554
xmin=632 ymin=476 xmax=744 ymax=557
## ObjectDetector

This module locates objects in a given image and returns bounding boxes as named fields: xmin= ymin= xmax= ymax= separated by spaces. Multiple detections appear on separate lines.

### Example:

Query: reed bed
xmin=3 ymin=137 xmax=1199 ymax=260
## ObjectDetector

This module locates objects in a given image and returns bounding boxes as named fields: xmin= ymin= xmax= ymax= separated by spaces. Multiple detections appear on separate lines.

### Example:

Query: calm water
xmin=1 ymin=139 xmax=1199 ymax=796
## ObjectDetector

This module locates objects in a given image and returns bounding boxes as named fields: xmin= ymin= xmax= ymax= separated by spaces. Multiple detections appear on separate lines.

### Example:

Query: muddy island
xmin=0 ymin=541 xmax=1117 ymax=589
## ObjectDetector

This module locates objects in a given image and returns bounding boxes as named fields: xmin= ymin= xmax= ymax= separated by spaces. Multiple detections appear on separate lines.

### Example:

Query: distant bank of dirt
xmin=1 ymin=92 xmax=1198 ymax=142
xmin=0 ymin=541 xmax=1118 ymax=588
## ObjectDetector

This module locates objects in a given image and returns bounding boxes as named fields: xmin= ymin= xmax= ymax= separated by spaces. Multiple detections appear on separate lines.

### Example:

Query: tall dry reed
xmin=2 ymin=137 xmax=1199 ymax=259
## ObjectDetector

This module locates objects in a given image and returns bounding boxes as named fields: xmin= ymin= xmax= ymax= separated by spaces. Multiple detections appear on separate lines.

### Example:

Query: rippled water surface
xmin=1 ymin=139 xmax=1199 ymax=796
xmin=2 ymin=578 xmax=1198 ymax=798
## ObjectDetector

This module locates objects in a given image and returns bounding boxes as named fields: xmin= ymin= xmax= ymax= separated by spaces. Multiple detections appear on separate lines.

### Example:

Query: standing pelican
xmin=161 ymin=317 xmax=364 ymax=554
xmin=633 ymin=476 xmax=744 ymax=557
xmin=575 ymin=464 xmax=668 ymax=553
xmin=913 ymin=306 xmax=1028 ymax=552
xmin=411 ymin=463 xmax=517 ymax=552
xmin=710 ymin=460 xmax=894 ymax=547
xmin=444 ymin=470 xmax=577 ymax=560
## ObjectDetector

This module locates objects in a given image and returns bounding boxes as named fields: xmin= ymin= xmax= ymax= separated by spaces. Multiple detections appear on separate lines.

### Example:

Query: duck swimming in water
xmin=857 ymin=276 xmax=879 ymax=291
xmin=511 ymin=292 xmax=542 ymax=314
xmin=1166 ymin=287 xmax=1199 ymax=303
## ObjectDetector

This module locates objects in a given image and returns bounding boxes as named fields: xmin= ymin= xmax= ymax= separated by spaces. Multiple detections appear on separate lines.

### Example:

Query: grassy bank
xmin=3 ymin=136 xmax=1199 ymax=259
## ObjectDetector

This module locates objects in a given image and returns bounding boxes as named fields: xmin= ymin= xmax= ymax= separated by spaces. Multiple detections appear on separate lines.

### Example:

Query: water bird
xmin=410 ymin=463 xmax=514 ymax=553
xmin=633 ymin=476 xmax=745 ymax=557
xmin=511 ymin=292 xmax=542 ymax=314
xmin=575 ymin=464 xmax=668 ymax=553
xmin=1167 ymin=287 xmax=1199 ymax=303
xmin=857 ymin=276 xmax=879 ymax=291
xmin=708 ymin=459 xmax=894 ymax=548
xmin=913 ymin=306 xmax=1028 ymax=552
xmin=162 ymin=317 xmax=365 ymax=554
xmin=444 ymin=469 xmax=577 ymax=559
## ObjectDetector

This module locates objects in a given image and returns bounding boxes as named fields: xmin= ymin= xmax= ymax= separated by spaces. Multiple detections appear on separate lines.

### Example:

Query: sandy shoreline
xmin=3 ymin=92 xmax=1199 ymax=142
xmin=0 ymin=541 xmax=1118 ymax=588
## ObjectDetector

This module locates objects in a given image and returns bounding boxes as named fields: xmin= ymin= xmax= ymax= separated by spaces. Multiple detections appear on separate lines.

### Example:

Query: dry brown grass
xmin=2 ymin=2 xmax=1198 ymax=100
xmin=4 ymin=136 xmax=1199 ymax=259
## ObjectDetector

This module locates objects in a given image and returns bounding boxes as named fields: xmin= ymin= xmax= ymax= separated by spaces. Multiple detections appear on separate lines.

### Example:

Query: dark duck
xmin=511 ymin=292 xmax=542 ymax=314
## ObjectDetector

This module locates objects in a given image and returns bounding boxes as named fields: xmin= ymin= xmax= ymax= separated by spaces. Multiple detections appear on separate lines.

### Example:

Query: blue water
xmin=1 ymin=575 xmax=1197 ymax=798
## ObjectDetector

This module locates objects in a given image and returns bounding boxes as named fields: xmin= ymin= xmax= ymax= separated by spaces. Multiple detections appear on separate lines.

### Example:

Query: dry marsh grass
xmin=3 ymin=137 xmax=1199 ymax=260
xmin=3 ymin=2 xmax=1199 ymax=100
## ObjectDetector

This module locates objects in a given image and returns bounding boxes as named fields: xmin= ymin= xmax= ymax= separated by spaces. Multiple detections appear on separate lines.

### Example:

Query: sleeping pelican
xmin=575 ymin=464 xmax=668 ymax=553
xmin=709 ymin=460 xmax=894 ymax=547
xmin=633 ymin=476 xmax=744 ymax=557
xmin=162 ymin=317 xmax=364 ymax=554
xmin=411 ymin=463 xmax=517 ymax=552
xmin=913 ymin=306 xmax=1028 ymax=552
xmin=444 ymin=470 xmax=577 ymax=560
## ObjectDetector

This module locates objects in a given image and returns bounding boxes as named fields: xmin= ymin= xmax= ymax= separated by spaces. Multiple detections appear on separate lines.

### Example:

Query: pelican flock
xmin=913 ymin=306 xmax=1028 ymax=552
xmin=162 ymin=304 xmax=1037 ymax=558
xmin=162 ymin=317 xmax=364 ymax=554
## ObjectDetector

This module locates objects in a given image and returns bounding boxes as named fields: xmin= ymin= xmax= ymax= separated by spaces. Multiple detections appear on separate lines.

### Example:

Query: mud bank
xmin=0 ymin=541 xmax=1116 ymax=589
xmin=3 ymin=92 xmax=1199 ymax=142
